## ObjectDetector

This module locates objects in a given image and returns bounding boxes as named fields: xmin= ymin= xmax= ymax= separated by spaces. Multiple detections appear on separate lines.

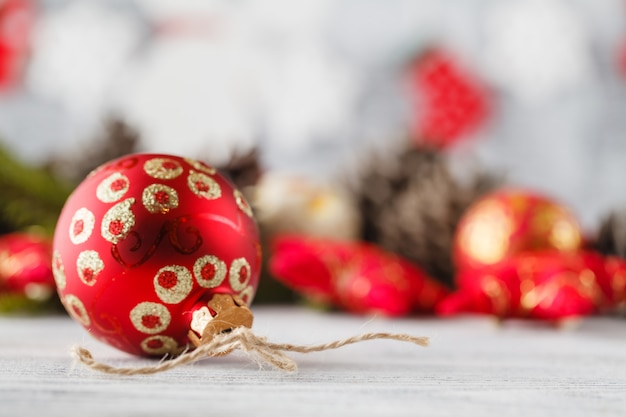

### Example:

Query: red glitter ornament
xmin=53 ymin=154 xmax=261 ymax=357
xmin=269 ymin=235 xmax=448 ymax=317
xmin=0 ymin=232 xmax=55 ymax=303
xmin=437 ymin=251 xmax=612 ymax=320
xmin=602 ymin=256 xmax=626 ymax=311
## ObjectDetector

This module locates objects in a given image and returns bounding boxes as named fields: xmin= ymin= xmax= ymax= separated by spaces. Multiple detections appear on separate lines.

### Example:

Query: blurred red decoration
xmin=0 ymin=0 xmax=35 ymax=90
xmin=437 ymin=251 xmax=611 ymax=320
xmin=453 ymin=189 xmax=583 ymax=271
xmin=269 ymin=235 xmax=448 ymax=317
xmin=0 ymin=232 xmax=55 ymax=303
xmin=602 ymin=256 xmax=626 ymax=311
xmin=53 ymin=154 xmax=261 ymax=357
xmin=407 ymin=49 xmax=490 ymax=148
xmin=618 ymin=37 xmax=626 ymax=78
xmin=437 ymin=250 xmax=626 ymax=320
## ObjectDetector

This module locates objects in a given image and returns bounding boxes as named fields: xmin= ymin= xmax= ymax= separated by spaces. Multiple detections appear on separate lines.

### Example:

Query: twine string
xmin=72 ymin=327 xmax=429 ymax=375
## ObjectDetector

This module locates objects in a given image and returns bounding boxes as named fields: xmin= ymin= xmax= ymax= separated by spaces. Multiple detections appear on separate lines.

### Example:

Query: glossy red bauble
xmin=53 ymin=154 xmax=261 ymax=356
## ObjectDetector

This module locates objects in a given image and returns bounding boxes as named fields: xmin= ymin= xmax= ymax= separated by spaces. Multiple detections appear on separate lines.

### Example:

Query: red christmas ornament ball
xmin=53 ymin=154 xmax=261 ymax=357
xmin=453 ymin=189 xmax=583 ymax=271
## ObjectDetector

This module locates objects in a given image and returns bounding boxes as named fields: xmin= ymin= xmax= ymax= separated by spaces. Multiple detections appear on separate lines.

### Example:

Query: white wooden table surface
xmin=1 ymin=307 xmax=625 ymax=417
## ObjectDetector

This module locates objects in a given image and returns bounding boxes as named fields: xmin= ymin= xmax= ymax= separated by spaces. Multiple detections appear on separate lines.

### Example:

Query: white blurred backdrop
xmin=2 ymin=0 xmax=626 ymax=231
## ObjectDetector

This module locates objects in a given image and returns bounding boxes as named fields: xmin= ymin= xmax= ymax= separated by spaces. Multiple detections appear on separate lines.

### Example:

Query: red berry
xmin=408 ymin=50 xmax=489 ymax=148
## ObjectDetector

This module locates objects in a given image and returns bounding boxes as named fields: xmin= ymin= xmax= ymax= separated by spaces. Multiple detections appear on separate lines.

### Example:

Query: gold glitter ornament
xmin=454 ymin=189 xmax=583 ymax=271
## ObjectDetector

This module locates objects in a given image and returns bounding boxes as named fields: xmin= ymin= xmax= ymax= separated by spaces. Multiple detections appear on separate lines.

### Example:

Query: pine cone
xmin=355 ymin=144 xmax=496 ymax=288
xmin=215 ymin=148 xmax=262 ymax=192
xmin=594 ymin=209 xmax=626 ymax=258
xmin=47 ymin=118 xmax=139 ymax=183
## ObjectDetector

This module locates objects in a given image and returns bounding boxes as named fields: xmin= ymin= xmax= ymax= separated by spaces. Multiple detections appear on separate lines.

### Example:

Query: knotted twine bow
xmin=72 ymin=326 xmax=429 ymax=375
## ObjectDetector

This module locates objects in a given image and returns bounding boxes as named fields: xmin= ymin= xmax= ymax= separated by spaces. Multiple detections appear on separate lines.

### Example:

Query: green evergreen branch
xmin=0 ymin=146 xmax=73 ymax=235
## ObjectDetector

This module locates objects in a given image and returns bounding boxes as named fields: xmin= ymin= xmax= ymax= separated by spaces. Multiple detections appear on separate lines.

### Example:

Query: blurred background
xmin=3 ymin=0 xmax=626 ymax=315
xmin=1 ymin=0 xmax=625 ymax=229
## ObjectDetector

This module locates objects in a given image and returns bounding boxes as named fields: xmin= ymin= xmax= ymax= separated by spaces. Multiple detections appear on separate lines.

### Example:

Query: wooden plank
xmin=1 ymin=307 xmax=625 ymax=416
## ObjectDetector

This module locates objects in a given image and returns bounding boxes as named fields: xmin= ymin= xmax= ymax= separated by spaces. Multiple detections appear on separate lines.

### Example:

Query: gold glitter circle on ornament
xmin=64 ymin=294 xmax=91 ymax=326
xmin=76 ymin=250 xmax=105 ymax=286
xmin=229 ymin=257 xmax=251 ymax=292
xmin=153 ymin=265 xmax=193 ymax=304
xmin=101 ymin=198 xmax=136 ymax=243
xmin=129 ymin=302 xmax=171 ymax=334
xmin=184 ymin=158 xmax=216 ymax=175
xmin=238 ymin=285 xmax=254 ymax=306
xmin=142 ymin=184 xmax=179 ymax=214
xmin=193 ymin=255 xmax=227 ymax=288
xmin=234 ymin=189 xmax=253 ymax=218
xmin=144 ymin=158 xmax=184 ymax=180
xmin=140 ymin=335 xmax=180 ymax=356
xmin=96 ymin=172 xmax=130 ymax=203
xmin=187 ymin=171 xmax=221 ymax=200
xmin=69 ymin=208 xmax=95 ymax=245
xmin=52 ymin=251 xmax=66 ymax=290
